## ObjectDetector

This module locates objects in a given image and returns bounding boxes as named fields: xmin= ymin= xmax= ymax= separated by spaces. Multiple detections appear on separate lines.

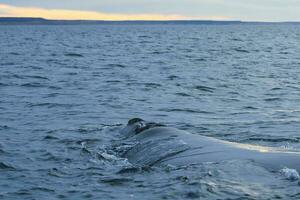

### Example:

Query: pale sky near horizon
xmin=0 ymin=1 xmax=300 ymax=21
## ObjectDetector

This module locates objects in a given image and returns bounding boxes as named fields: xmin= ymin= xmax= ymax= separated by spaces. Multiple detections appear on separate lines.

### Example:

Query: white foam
xmin=280 ymin=167 xmax=300 ymax=181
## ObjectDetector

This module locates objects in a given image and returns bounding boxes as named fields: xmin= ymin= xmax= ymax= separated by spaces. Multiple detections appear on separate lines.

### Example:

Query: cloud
xmin=0 ymin=3 xmax=185 ymax=20
xmin=0 ymin=3 xmax=230 ymax=20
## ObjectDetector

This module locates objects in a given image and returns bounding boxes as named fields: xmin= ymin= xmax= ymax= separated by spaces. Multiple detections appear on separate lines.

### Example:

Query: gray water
xmin=1 ymin=24 xmax=300 ymax=199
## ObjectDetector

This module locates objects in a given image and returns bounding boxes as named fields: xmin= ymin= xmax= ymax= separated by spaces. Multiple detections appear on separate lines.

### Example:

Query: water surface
xmin=1 ymin=24 xmax=300 ymax=199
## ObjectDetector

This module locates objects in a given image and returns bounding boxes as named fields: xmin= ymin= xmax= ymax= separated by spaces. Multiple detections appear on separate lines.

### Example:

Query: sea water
xmin=1 ymin=24 xmax=300 ymax=199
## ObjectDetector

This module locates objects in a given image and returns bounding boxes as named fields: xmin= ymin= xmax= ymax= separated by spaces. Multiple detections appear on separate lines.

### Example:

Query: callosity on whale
xmin=120 ymin=118 xmax=300 ymax=172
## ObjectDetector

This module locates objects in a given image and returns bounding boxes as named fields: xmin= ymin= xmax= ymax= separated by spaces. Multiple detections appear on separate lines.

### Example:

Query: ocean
xmin=1 ymin=24 xmax=300 ymax=199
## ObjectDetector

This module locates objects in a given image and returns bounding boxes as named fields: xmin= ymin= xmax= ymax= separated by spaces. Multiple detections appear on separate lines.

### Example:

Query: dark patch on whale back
xmin=127 ymin=118 xmax=166 ymax=135
xmin=128 ymin=118 xmax=144 ymax=125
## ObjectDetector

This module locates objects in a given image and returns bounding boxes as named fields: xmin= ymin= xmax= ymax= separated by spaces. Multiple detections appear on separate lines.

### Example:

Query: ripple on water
xmin=0 ymin=82 xmax=9 ymax=87
xmin=25 ymin=75 xmax=50 ymax=80
xmin=264 ymin=97 xmax=282 ymax=102
xmin=9 ymin=52 xmax=21 ymax=56
xmin=20 ymin=82 xmax=45 ymax=88
xmin=0 ymin=162 xmax=15 ymax=171
xmin=167 ymin=75 xmax=180 ymax=80
xmin=144 ymin=83 xmax=162 ymax=88
xmin=28 ymin=102 xmax=78 ymax=109
xmin=43 ymin=135 xmax=60 ymax=140
xmin=233 ymin=47 xmax=250 ymax=53
xmin=160 ymin=108 xmax=214 ymax=114
xmin=106 ymin=63 xmax=127 ymax=68
xmin=64 ymin=53 xmax=84 ymax=57
xmin=100 ymin=176 xmax=134 ymax=186
xmin=193 ymin=85 xmax=215 ymax=93
xmin=174 ymin=92 xmax=191 ymax=97
xmin=245 ymin=136 xmax=299 ymax=143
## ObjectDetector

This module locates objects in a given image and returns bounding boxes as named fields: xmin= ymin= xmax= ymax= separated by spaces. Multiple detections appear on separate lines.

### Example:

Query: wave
xmin=193 ymin=85 xmax=215 ymax=93
xmin=64 ymin=53 xmax=84 ymax=57
xmin=160 ymin=108 xmax=214 ymax=114
xmin=0 ymin=162 xmax=15 ymax=170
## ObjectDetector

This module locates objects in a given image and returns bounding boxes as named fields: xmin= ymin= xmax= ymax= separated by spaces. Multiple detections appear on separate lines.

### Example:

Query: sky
xmin=0 ymin=0 xmax=300 ymax=21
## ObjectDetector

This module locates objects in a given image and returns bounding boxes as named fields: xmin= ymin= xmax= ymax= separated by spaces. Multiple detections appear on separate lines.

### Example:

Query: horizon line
xmin=1 ymin=3 xmax=300 ymax=23
xmin=1 ymin=17 xmax=300 ymax=23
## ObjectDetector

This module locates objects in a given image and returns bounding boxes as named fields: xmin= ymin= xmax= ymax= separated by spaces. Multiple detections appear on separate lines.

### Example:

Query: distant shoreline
xmin=0 ymin=17 xmax=299 ymax=25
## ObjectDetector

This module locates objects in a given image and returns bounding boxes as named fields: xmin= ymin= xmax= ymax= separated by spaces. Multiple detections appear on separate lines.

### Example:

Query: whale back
xmin=120 ymin=120 xmax=300 ymax=172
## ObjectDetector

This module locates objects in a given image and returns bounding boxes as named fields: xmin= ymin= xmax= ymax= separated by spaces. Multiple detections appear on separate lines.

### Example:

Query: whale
xmin=119 ymin=118 xmax=300 ymax=173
